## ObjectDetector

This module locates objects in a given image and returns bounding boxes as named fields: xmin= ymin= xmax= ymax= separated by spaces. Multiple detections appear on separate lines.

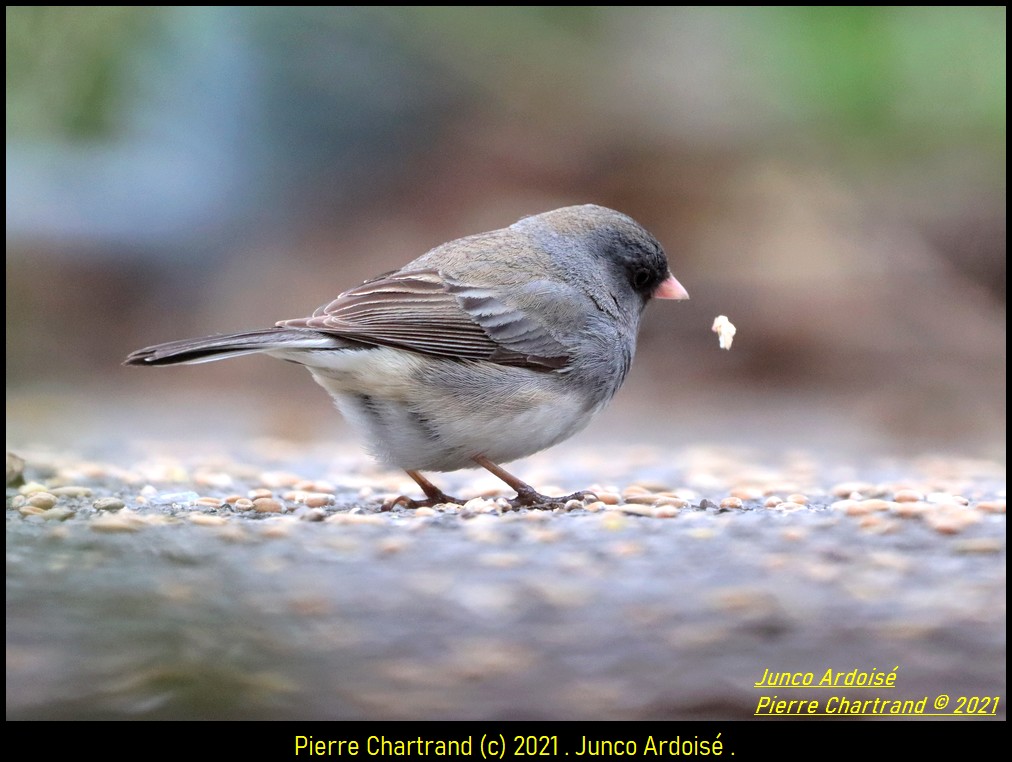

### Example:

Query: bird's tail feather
xmin=125 ymin=328 xmax=337 ymax=366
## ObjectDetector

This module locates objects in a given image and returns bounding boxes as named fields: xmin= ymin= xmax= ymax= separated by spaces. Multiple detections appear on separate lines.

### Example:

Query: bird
xmin=126 ymin=204 xmax=689 ymax=508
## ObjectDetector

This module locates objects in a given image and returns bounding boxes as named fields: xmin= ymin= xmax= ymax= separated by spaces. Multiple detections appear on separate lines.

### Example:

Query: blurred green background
xmin=5 ymin=6 xmax=1006 ymax=456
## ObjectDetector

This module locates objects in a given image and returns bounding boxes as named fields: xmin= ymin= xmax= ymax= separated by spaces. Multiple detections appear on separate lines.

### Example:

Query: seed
xmin=625 ymin=494 xmax=662 ymax=505
xmin=653 ymin=496 xmax=688 ymax=508
xmin=926 ymin=492 xmax=968 ymax=505
xmin=18 ymin=481 xmax=50 ymax=495
xmin=27 ymin=492 xmax=58 ymax=509
xmin=831 ymin=481 xmax=875 ymax=498
xmin=252 ymin=498 xmax=284 ymax=513
xmin=777 ymin=501 xmax=804 ymax=512
xmin=893 ymin=489 xmax=924 ymax=503
xmin=299 ymin=508 xmax=327 ymax=522
xmin=975 ymin=500 xmax=1006 ymax=514
xmin=189 ymin=514 xmax=228 ymax=526
xmin=49 ymin=486 xmax=93 ymax=497
xmin=92 ymin=497 xmax=126 ymax=511
xmin=303 ymin=494 xmax=334 ymax=508
xmin=40 ymin=506 xmax=74 ymax=521
xmin=622 ymin=485 xmax=651 ymax=497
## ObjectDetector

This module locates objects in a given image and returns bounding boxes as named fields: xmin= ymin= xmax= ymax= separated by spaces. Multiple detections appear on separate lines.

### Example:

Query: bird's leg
xmin=472 ymin=455 xmax=595 ymax=509
xmin=384 ymin=470 xmax=466 ymax=510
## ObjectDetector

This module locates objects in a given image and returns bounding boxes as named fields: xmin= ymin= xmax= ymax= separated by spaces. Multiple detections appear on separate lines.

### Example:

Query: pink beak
xmin=653 ymin=273 xmax=690 ymax=300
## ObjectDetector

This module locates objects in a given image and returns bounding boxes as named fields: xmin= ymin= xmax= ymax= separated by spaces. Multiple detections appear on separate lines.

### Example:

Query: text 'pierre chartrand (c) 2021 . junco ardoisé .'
xmin=126 ymin=204 xmax=689 ymax=508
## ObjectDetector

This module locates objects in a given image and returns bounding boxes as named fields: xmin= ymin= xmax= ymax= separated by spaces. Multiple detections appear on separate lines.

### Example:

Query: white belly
xmin=288 ymin=346 xmax=598 ymax=471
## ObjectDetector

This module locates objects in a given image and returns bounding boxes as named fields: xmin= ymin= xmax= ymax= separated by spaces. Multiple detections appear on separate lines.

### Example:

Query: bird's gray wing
xmin=277 ymin=269 xmax=571 ymax=370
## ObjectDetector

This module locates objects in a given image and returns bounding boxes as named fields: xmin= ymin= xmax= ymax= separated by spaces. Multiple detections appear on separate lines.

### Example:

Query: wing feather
xmin=278 ymin=269 xmax=570 ymax=370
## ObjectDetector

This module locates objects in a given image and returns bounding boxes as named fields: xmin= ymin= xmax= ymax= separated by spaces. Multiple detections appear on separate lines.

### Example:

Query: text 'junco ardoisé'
xmin=126 ymin=204 xmax=689 ymax=508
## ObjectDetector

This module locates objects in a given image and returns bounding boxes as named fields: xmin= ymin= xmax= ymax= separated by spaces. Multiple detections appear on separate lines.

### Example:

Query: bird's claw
xmin=508 ymin=489 xmax=596 ymax=510
xmin=382 ymin=492 xmax=467 ymax=511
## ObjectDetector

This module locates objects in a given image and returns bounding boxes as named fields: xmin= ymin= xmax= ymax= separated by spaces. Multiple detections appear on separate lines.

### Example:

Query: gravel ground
xmin=5 ymin=441 xmax=1006 ymax=720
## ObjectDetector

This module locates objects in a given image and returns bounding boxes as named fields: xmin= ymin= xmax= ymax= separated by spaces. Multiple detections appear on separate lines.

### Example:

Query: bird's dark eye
xmin=632 ymin=268 xmax=653 ymax=290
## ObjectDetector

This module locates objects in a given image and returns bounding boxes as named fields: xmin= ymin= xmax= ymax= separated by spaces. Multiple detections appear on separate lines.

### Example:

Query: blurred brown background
xmin=6 ymin=7 xmax=1005 ymax=458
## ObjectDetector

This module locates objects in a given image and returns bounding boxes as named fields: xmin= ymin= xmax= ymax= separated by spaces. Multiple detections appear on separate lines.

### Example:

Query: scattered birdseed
xmin=325 ymin=512 xmax=386 ymax=525
xmin=252 ymin=498 xmax=284 ymax=513
xmin=49 ymin=485 xmax=93 ymax=497
xmin=893 ymin=489 xmax=925 ymax=503
xmin=858 ymin=515 xmax=899 ymax=534
xmin=233 ymin=498 xmax=255 ymax=511
xmin=90 ymin=510 xmax=145 ymax=533
xmin=975 ymin=500 xmax=1006 ymax=514
xmin=40 ymin=506 xmax=74 ymax=521
xmin=18 ymin=481 xmax=50 ymax=495
xmin=719 ymin=497 xmax=743 ymax=509
xmin=890 ymin=501 xmax=928 ymax=518
xmin=653 ymin=496 xmax=689 ymax=508
xmin=624 ymin=494 xmax=663 ymax=505
xmin=776 ymin=501 xmax=805 ymax=512
xmin=189 ymin=514 xmax=228 ymax=526
xmin=92 ymin=497 xmax=126 ymax=511
xmin=298 ymin=508 xmax=327 ymax=521
xmin=831 ymin=481 xmax=876 ymax=498
xmin=463 ymin=497 xmax=498 ymax=514
xmin=617 ymin=504 xmax=661 ymax=517
xmin=622 ymin=485 xmax=651 ymax=498
xmin=924 ymin=507 xmax=981 ymax=534
xmin=855 ymin=499 xmax=895 ymax=513
xmin=26 ymin=492 xmax=58 ymax=510
xmin=926 ymin=492 xmax=969 ymax=506
xmin=787 ymin=493 xmax=809 ymax=505
xmin=764 ymin=495 xmax=784 ymax=508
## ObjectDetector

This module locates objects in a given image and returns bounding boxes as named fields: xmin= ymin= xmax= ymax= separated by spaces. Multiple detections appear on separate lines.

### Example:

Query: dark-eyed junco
xmin=127 ymin=205 xmax=689 ymax=507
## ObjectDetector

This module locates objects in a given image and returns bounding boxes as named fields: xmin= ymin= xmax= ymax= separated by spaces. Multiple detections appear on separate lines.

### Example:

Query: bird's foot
xmin=382 ymin=491 xmax=467 ymax=511
xmin=382 ymin=470 xmax=466 ymax=511
xmin=470 ymin=454 xmax=596 ymax=510
xmin=508 ymin=487 xmax=596 ymax=510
